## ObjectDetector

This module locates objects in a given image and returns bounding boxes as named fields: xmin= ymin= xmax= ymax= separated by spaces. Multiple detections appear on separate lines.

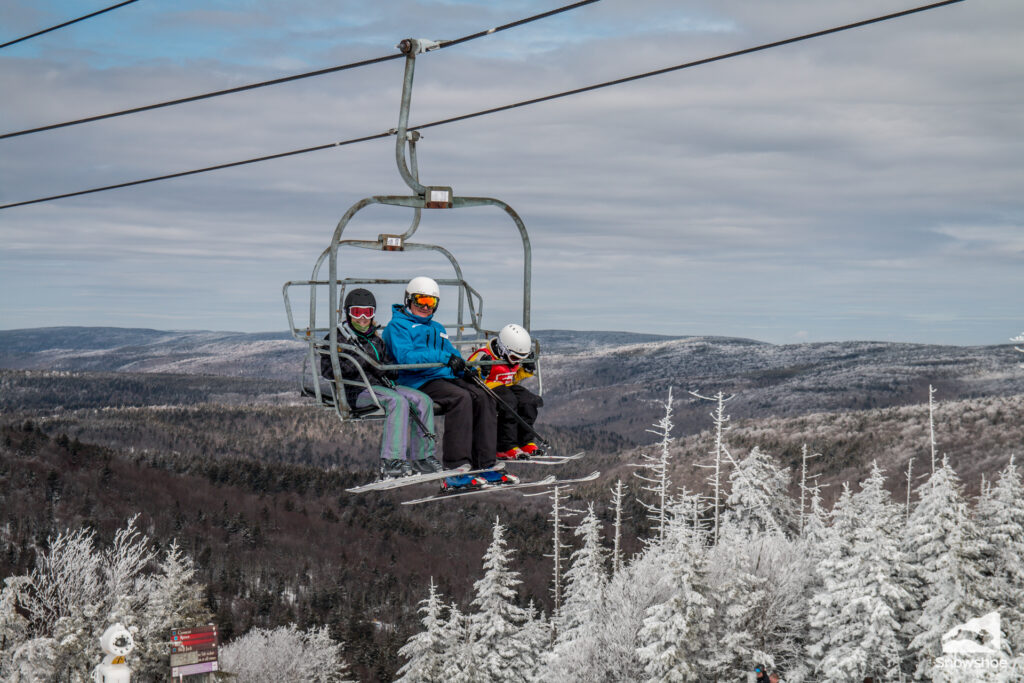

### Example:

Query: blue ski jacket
xmin=382 ymin=303 xmax=460 ymax=389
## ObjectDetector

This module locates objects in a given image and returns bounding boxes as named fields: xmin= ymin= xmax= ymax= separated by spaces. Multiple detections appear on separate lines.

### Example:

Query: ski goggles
xmin=412 ymin=294 xmax=438 ymax=309
xmin=348 ymin=306 xmax=375 ymax=319
xmin=506 ymin=350 xmax=527 ymax=362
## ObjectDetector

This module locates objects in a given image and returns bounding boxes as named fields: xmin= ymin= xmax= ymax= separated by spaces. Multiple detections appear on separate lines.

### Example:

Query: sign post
xmin=170 ymin=625 xmax=219 ymax=680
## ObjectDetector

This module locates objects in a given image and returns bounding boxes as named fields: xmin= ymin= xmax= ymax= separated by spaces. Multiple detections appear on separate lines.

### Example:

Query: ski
xmin=346 ymin=462 xmax=505 ymax=493
xmin=501 ymin=450 xmax=586 ymax=465
xmin=401 ymin=470 xmax=601 ymax=505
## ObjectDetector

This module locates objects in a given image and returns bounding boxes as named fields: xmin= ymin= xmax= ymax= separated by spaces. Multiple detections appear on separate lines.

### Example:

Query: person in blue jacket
xmin=383 ymin=276 xmax=518 ymax=492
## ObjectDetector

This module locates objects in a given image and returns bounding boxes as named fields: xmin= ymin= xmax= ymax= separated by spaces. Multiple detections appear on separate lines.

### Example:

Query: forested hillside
xmin=2 ymin=328 xmax=1022 ymax=680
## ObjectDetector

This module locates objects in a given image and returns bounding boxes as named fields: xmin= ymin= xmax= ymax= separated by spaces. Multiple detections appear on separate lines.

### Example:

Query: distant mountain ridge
xmin=3 ymin=327 xmax=1022 ymax=445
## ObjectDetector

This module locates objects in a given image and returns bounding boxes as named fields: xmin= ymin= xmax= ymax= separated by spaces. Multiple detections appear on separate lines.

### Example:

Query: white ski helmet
xmin=405 ymin=276 xmax=440 ymax=309
xmin=496 ymin=323 xmax=531 ymax=360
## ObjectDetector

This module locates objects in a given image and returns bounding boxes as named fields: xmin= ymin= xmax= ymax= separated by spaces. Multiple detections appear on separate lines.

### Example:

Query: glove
xmin=447 ymin=354 xmax=467 ymax=374
xmin=521 ymin=360 xmax=537 ymax=374
xmin=463 ymin=367 xmax=480 ymax=382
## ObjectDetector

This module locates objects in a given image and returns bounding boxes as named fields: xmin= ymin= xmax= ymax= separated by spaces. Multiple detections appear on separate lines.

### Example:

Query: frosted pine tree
xmin=700 ymin=522 xmax=773 ymax=679
xmin=904 ymin=456 xmax=990 ymax=680
xmin=0 ymin=577 xmax=31 ymax=678
xmin=134 ymin=540 xmax=211 ymax=678
xmin=468 ymin=517 xmax=532 ymax=682
xmin=808 ymin=464 xmax=910 ymax=681
xmin=443 ymin=603 xmax=477 ymax=683
xmin=974 ymin=455 xmax=1024 ymax=653
xmin=542 ymin=505 xmax=609 ymax=682
xmin=636 ymin=496 xmax=713 ymax=682
xmin=395 ymin=578 xmax=448 ymax=683
xmin=723 ymin=446 xmax=797 ymax=538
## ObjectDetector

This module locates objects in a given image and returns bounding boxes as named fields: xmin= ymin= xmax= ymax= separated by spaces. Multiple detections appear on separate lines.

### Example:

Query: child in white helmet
xmin=468 ymin=323 xmax=544 ymax=460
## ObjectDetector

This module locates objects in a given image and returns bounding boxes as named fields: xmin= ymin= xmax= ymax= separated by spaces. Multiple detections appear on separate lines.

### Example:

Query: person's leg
xmin=452 ymin=378 xmax=497 ymax=469
xmin=418 ymin=379 xmax=472 ymax=469
xmin=395 ymin=385 xmax=436 ymax=461
xmin=354 ymin=386 xmax=408 ymax=461
xmin=492 ymin=385 xmax=520 ymax=453
xmin=509 ymin=385 xmax=542 ymax=446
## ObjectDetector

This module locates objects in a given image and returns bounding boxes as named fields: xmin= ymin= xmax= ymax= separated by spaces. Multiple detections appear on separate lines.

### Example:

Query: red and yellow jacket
xmin=468 ymin=338 xmax=534 ymax=388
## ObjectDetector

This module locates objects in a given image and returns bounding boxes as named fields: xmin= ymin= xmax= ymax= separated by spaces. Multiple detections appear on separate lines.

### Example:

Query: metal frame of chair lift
xmin=283 ymin=38 xmax=542 ymax=423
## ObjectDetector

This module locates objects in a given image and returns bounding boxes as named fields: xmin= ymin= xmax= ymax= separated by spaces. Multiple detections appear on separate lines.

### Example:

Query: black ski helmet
xmin=343 ymin=288 xmax=376 ymax=316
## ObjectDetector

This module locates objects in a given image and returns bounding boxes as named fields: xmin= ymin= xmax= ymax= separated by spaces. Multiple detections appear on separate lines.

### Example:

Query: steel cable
xmin=1 ymin=0 xmax=600 ymax=141
xmin=0 ymin=0 xmax=965 ymax=210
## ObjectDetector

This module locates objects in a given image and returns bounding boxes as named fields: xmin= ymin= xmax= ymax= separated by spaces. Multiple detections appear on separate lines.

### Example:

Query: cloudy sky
xmin=1 ymin=0 xmax=1021 ymax=345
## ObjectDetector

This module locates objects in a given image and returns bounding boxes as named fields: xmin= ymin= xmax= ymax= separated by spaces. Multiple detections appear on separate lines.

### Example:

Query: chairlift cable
xmin=0 ymin=0 xmax=600 ymax=141
xmin=0 ymin=0 xmax=964 ymax=211
xmin=0 ymin=0 xmax=141 ymax=50
xmin=412 ymin=0 xmax=966 ymax=134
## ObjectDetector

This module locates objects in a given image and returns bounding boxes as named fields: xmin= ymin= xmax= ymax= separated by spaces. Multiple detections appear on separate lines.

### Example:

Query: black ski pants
xmin=419 ymin=377 xmax=497 ymax=470
xmin=492 ymin=384 xmax=543 ymax=450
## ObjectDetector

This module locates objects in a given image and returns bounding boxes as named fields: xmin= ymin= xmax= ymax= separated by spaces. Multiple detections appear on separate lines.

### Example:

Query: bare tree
xmin=631 ymin=388 xmax=676 ymax=544
xmin=928 ymin=385 xmax=939 ymax=475
xmin=609 ymin=479 xmax=627 ymax=576
xmin=690 ymin=390 xmax=736 ymax=543
xmin=797 ymin=444 xmax=822 ymax=536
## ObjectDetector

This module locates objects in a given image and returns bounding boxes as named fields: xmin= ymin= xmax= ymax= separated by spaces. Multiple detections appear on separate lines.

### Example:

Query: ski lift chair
xmin=282 ymin=38 xmax=542 ymax=424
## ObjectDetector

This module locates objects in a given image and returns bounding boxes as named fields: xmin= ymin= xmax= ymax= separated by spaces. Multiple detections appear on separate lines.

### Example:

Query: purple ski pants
xmin=355 ymin=385 xmax=436 ymax=461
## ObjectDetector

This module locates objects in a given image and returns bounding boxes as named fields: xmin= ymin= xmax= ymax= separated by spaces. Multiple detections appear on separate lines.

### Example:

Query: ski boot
xmin=413 ymin=455 xmax=444 ymax=474
xmin=519 ymin=442 xmax=544 ymax=456
xmin=497 ymin=447 xmax=529 ymax=460
xmin=380 ymin=459 xmax=415 ymax=479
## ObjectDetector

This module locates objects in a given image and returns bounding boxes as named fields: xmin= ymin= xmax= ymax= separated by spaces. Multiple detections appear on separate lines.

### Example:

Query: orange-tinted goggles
xmin=413 ymin=294 xmax=438 ymax=309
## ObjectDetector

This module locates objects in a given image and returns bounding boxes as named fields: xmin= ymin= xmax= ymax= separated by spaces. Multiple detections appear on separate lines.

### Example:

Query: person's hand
xmin=447 ymin=354 xmax=467 ymax=374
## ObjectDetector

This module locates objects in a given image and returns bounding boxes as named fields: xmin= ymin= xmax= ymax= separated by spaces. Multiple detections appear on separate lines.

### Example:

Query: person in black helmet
xmin=321 ymin=288 xmax=442 ymax=478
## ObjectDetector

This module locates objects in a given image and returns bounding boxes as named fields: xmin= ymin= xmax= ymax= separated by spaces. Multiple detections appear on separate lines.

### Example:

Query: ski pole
xmin=466 ymin=371 xmax=551 ymax=450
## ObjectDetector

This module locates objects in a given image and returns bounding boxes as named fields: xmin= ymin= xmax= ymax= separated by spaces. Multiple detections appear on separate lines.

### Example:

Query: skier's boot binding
xmin=479 ymin=470 xmax=520 ymax=486
xmin=520 ymin=442 xmax=543 ymax=456
xmin=440 ymin=474 xmax=484 ymax=493
xmin=381 ymin=459 xmax=415 ymax=479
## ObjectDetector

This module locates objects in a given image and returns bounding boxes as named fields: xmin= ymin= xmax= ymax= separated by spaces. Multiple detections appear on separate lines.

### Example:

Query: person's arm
xmin=385 ymin=320 xmax=454 ymax=365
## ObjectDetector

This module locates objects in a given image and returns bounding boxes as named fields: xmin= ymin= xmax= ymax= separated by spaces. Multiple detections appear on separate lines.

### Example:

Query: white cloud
xmin=1 ymin=0 xmax=1022 ymax=344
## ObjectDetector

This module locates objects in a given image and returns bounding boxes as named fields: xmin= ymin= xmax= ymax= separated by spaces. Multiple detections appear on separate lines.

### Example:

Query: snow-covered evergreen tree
xmin=219 ymin=623 xmax=350 ymax=682
xmin=701 ymin=522 xmax=774 ymax=679
xmin=468 ymin=517 xmax=532 ymax=682
xmin=808 ymin=463 xmax=911 ymax=681
xmin=542 ymin=505 xmax=609 ymax=681
xmin=973 ymin=455 xmax=1024 ymax=653
xmin=134 ymin=539 xmax=212 ymax=679
xmin=396 ymin=578 xmax=448 ymax=683
xmin=0 ymin=577 xmax=31 ymax=677
xmin=636 ymin=497 xmax=713 ymax=682
xmin=904 ymin=456 xmax=991 ymax=680
xmin=723 ymin=446 xmax=797 ymax=538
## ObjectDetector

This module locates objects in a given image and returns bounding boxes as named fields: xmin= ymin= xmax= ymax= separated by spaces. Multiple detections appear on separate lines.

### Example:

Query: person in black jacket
xmin=321 ymin=288 xmax=442 ymax=478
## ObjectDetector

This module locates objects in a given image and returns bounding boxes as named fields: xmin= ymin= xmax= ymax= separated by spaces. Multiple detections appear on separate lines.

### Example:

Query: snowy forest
xmin=3 ymin=385 xmax=1023 ymax=682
